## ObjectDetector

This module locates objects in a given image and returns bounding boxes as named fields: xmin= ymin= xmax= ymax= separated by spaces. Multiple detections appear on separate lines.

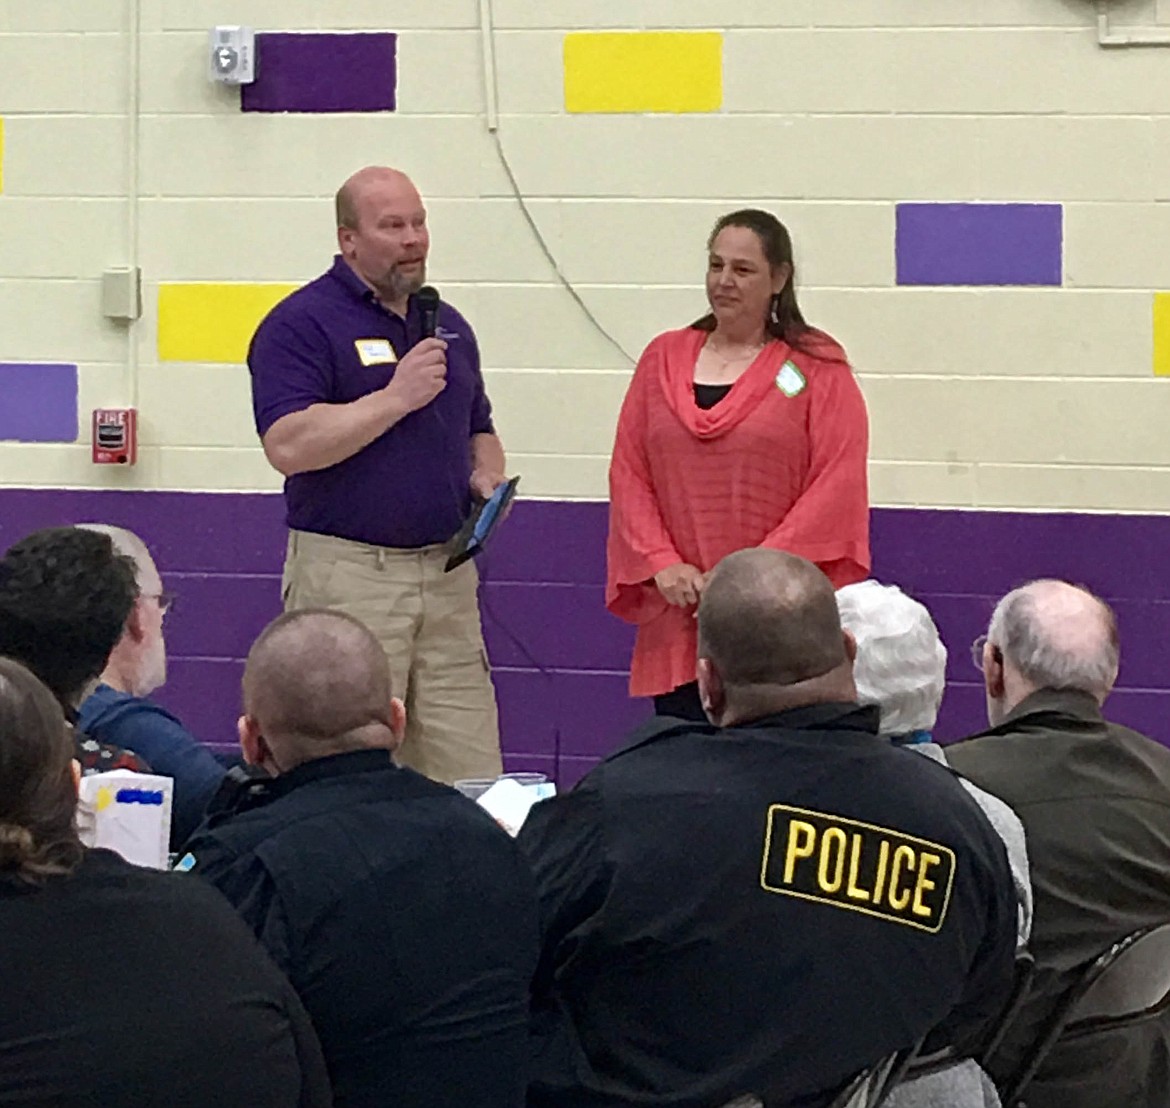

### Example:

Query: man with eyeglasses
xmin=948 ymin=579 xmax=1170 ymax=1108
xmin=75 ymin=525 xmax=226 ymax=847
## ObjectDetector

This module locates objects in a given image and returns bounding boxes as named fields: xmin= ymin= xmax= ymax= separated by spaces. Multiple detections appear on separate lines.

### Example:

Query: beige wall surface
xmin=2 ymin=0 xmax=1170 ymax=509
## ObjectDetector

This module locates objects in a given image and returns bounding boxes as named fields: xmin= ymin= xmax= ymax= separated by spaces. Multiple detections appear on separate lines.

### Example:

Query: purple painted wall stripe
xmin=896 ymin=203 xmax=1063 ymax=286
xmin=2 ymin=491 xmax=1170 ymax=785
xmin=0 ymin=363 xmax=78 ymax=443
xmin=242 ymin=32 xmax=397 ymax=113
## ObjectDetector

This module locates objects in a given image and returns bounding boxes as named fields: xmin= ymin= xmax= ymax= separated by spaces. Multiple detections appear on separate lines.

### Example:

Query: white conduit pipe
xmin=124 ymin=0 xmax=143 ymax=409
xmin=478 ymin=0 xmax=501 ymax=132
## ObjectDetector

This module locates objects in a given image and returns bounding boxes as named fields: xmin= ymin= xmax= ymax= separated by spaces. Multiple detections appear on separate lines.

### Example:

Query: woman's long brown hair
xmin=0 ymin=657 xmax=84 ymax=886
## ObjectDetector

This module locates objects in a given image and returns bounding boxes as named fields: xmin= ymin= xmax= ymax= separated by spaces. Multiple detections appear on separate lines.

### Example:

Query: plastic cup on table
xmin=498 ymin=771 xmax=556 ymax=801
xmin=497 ymin=772 xmax=548 ymax=788
xmin=453 ymin=777 xmax=498 ymax=801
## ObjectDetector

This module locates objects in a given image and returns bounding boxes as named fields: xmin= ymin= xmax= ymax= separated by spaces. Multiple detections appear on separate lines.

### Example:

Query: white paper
xmin=476 ymin=778 xmax=555 ymax=836
xmin=77 ymin=770 xmax=174 ymax=870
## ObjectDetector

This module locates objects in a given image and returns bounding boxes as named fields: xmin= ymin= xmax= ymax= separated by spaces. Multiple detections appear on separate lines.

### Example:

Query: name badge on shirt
xmin=775 ymin=361 xmax=807 ymax=398
xmin=759 ymin=804 xmax=956 ymax=933
xmin=354 ymin=338 xmax=398 ymax=366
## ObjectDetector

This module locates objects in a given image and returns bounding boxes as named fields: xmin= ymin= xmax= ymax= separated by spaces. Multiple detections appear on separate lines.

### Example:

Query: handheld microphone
xmin=413 ymin=286 xmax=458 ymax=519
xmin=417 ymin=285 xmax=440 ymax=340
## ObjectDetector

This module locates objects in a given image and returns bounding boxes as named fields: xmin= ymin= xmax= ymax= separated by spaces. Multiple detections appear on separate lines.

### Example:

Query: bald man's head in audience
xmin=983 ymin=579 xmax=1120 ymax=726
xmin=696 ymin=549 xmax=857 ymax=727
xmin=239 ymin=609 xmax=406 ymax=775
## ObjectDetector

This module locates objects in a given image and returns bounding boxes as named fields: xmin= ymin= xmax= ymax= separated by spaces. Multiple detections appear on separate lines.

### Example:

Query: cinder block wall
xmin=3 ymin=1 xmax=1170 ymax=775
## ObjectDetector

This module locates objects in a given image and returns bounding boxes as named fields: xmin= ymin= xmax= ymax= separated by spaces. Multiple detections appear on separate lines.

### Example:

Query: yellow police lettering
xmin=760 ymin=805 xmax=957 ymax=933
xmin=817 ymin=826 xmax=847 ymax=894
xmin=887 ymin=844 xmax=916 ymax=911
xmin=913 ymin=852 xmax=942 ymax=918
xmin=846 ymin=833 xmax=870 ymax=902
xmin=872 ymin=839 xmax=890 ymax=904
xmin=783 ymin=820 xmax=817 ymax=883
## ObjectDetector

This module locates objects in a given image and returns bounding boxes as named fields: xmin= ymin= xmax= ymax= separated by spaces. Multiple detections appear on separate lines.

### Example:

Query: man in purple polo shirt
xmin=247 ymin=165 xmax=505 ymax=784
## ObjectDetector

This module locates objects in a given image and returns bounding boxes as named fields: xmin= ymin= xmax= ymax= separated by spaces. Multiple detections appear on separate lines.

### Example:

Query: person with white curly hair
xmin=837 ymin=579 xmax=1032 ymax=1108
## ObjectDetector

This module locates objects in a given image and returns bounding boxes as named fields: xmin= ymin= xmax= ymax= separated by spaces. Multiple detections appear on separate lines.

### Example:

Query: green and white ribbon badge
xmin=775 ymin=361 xmax=807 ymax=398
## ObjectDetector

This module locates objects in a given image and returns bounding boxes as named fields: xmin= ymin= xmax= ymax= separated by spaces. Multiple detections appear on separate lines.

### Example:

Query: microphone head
xmin=417 ymin=285 xmax=441 ymax=339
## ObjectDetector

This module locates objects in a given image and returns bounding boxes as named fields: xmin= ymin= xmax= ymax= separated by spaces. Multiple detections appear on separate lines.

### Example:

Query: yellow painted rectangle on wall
xmin=158 ymin=283 xmax=297 ymax=364
xmin=0 ymin=117 xmax=5 ymax=193
xmin=564 ymin=32 xmax=722 ymax=114
xmin=1154 ymin=293 xmax=1170 ymax=377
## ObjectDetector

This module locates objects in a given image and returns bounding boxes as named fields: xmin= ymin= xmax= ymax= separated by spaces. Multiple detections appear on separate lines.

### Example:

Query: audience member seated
xmin=181 ymin=609 xmax=539 ymax=1108
xmin=948 ymin=579 xmax=1170 ymax=1108
xmin=74 ymin=524 xmax=225 ymax=846
xmin=0 ymin=527 xmax=150 ymax=775
xmin=837 ymin=580 xmax=1033 ymax=943
xmin=838 ymin=579 xmax=1034 ymax=1108
xmin=0 ymin=657 xmax=331 ymax=1108
xmin=518 ymin=549 xmax=1018 ymax=1108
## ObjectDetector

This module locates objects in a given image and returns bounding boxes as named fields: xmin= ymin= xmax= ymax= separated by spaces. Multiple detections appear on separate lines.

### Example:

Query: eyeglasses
xmin=970 ymin=634 xmax=987 ymax=673
xmin=140 ymin=590 xmax=176 ymax=616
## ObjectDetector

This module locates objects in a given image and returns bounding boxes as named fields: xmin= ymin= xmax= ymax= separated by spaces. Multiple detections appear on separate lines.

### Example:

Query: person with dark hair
xmin=0 ymin=657 xmax=332 ymax=1108
xmin=520 ymin=549 xmax=1016 ymax=1108
xmin=0 ymin=527 xmax=149 ymax=774
xmin=607 ymin=209 xmax=870 ymax=721
xmin=181 ymin=608 xmax=539 ymax=1108
xmin=948 ymin=580 xmax=1170 ymax=1108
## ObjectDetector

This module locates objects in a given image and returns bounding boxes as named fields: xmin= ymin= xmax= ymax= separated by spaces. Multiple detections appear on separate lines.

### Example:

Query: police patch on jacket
xmin=760 ymin=805 xmax=955 ymax=933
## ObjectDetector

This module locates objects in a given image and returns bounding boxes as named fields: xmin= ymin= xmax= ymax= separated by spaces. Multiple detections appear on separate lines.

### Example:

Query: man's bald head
xmin=335 ymin=166 xmax=418 ymax=231
xmin=987 ymin=580 xmax=1119 ymax=709
xmin=697 ymin=549 xmax=855 ymax=724
xmin=335 ymin=166 xmax=429 ymax=308
xmin=242 ymin=609 xmax=400 ymax=769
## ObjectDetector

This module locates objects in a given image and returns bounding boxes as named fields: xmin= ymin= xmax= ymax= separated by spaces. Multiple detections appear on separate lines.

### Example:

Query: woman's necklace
xmin=703 ymin=336 xmax=766 ymax=371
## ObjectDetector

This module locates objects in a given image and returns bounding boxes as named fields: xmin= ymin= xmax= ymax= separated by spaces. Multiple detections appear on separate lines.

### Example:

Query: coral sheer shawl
xmin=606 ymin=327 xmax=870 ymax=697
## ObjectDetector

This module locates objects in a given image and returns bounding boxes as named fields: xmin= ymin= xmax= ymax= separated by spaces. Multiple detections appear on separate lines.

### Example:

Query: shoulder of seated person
xmin=87 ymin=687 xmax=184 ymax=724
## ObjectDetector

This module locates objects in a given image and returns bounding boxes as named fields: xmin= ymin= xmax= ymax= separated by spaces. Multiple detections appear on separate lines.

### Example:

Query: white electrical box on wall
xmin=208 ymin=26 xmax=255 ymax=85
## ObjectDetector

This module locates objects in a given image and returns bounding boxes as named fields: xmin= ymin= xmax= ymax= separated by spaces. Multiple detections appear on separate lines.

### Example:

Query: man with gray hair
xmin=837 ymin=580 xmax=1032 ymax=1108
xmin=948 ymin=579 xmax=1170 ymax=1108
xmin=836 ymin=580 xmax=1031 ymax=946
xmin=75 ymin=524 xmax=225 ymax=846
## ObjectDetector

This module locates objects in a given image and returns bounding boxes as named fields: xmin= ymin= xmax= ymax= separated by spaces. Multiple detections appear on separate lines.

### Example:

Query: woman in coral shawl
xmin=607 ymin=209 xmax=870 ymax=721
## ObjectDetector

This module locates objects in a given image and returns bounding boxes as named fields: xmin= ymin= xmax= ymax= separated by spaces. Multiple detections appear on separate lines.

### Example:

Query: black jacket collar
xmin=986 ymin=687 xmax=1105 ymax=736
xmin=610 ymin=702 xmax=880 ymax=763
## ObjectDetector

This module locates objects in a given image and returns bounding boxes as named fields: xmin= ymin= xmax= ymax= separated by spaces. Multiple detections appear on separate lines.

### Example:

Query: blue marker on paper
xmin=115 ymin=788 xmax=165 ymax=806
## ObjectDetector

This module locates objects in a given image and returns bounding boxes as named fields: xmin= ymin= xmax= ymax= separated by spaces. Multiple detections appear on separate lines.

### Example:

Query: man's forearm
xmin=262 ymin=393 xmax=410 ymax=476
xmin=471 ymin=432 xmax=506 ymax=477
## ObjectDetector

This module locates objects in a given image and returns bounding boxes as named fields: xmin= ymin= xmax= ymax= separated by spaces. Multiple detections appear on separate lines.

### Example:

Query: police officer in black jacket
xmin=518 ymin=549 xmax=1018 ymax=1108
xmin=180 ymin=609 xmax=539 ymax=1108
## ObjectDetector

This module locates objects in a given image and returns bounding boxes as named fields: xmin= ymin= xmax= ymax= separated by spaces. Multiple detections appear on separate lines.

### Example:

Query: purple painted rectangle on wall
xmin=0 ymin=489 xmax=287 ymax=576
xmin=0 ymin=363 xmax=78 ymax=442
xmin=481 ymin=501 xmax=608 ymax=586
xmin=871 ymin=508 xmax=1170 ymax=601
xmin=162 ymin=658 xmax=245 ymax=749
xmin=896 ymin=203 xmax=1063 ymax=286
xmin=164 ymin=573 xmax=282 ymax=659
xmin=482 ymin=582 xmax=634 ymax=671
xmin=242 ymin=32 xmax=397 ymax=113
xmin=493 ymin=668 xmax=649 ymax=758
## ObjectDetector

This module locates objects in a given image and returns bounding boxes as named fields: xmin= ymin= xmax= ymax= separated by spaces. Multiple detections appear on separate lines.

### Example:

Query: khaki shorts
xmin=281 ymin=530 xmax=502 ymax=785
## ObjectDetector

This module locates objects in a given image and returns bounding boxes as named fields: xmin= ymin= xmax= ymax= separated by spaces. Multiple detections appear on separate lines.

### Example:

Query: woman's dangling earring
xmin=770 ymin=293 xmax=781 ymax=325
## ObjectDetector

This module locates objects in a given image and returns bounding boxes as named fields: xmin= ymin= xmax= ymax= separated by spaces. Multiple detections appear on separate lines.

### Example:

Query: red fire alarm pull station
xmin=92 ymin=409 xmax=137 ymax=465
